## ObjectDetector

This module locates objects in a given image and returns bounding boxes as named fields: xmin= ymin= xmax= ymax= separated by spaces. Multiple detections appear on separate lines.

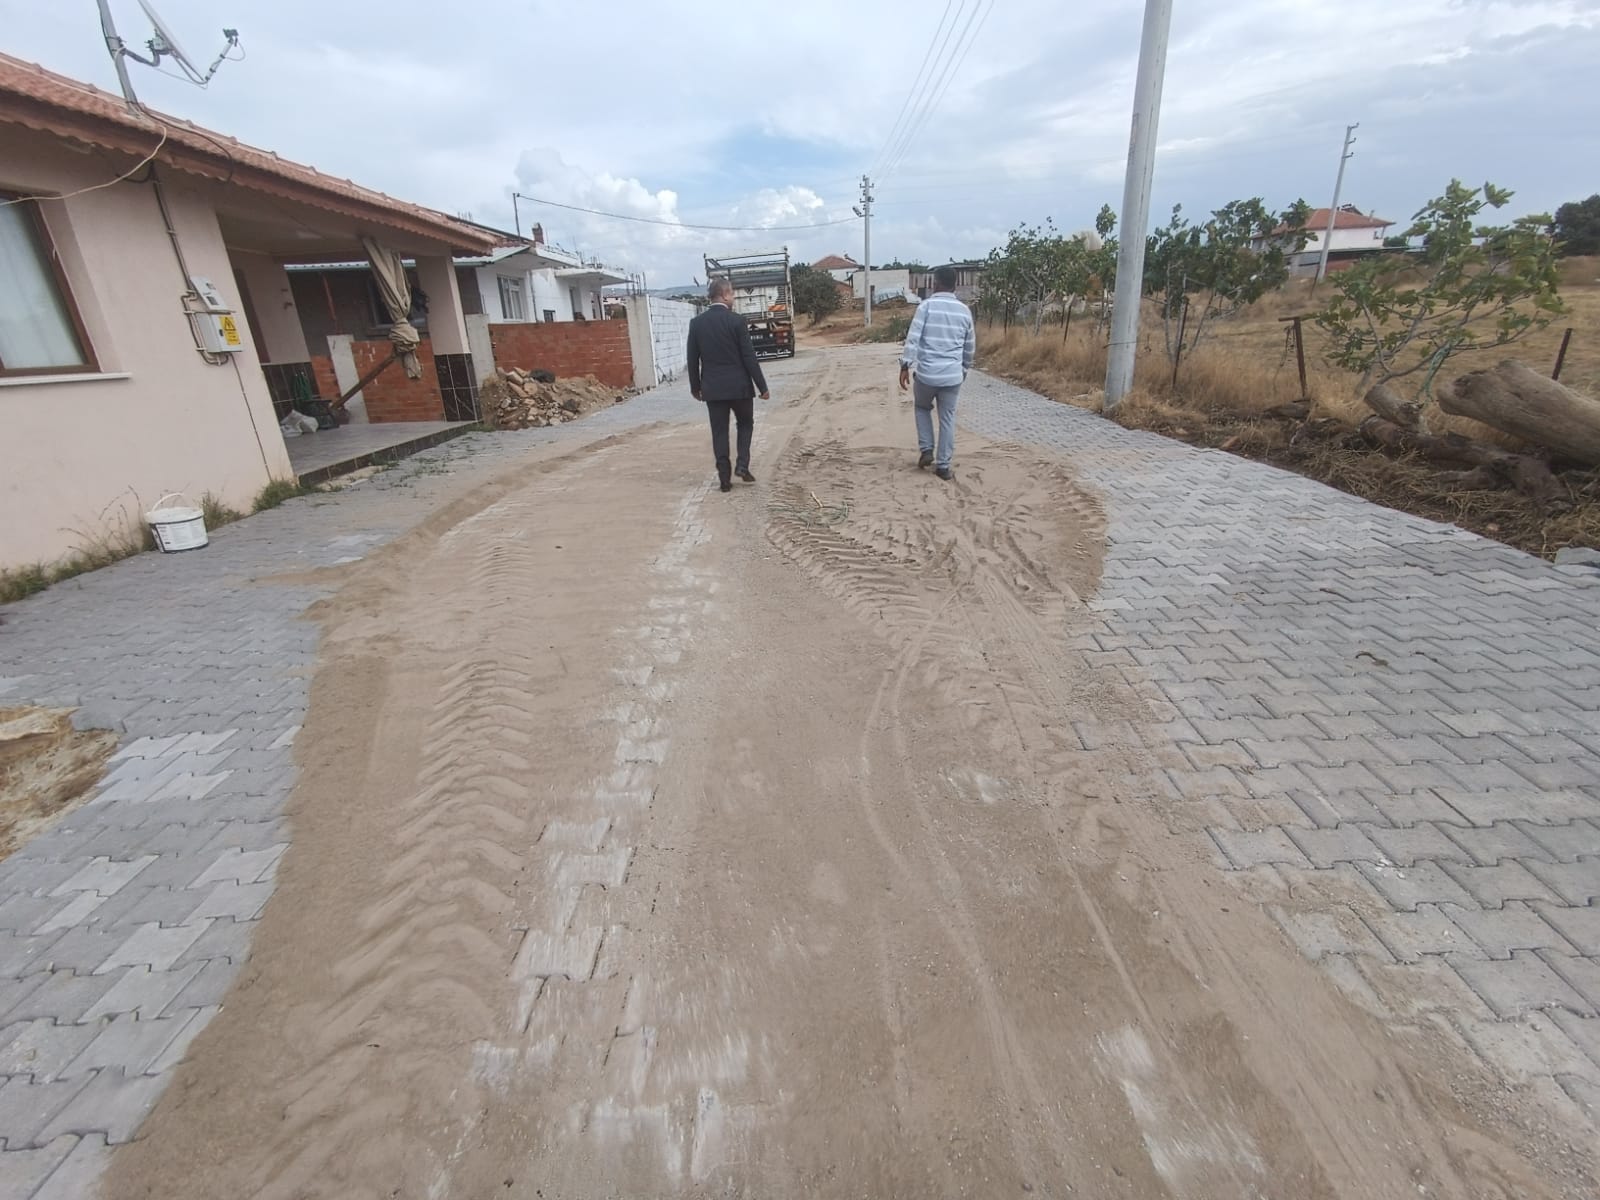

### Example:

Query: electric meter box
xmin=188 ymin=275 xmax=245 ymax=354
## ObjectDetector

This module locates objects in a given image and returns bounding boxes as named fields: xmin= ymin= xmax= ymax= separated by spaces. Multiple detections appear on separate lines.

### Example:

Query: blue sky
xmin=4 ymin=0 xmax=1597 ymax=284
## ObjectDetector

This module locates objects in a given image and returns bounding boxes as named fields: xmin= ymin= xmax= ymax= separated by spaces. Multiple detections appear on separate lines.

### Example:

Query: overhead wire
xmin=874 ymin=1 xmax=975 ymax=182
xmin=880 ymin=0 xmax=995 ymax=182
xmin=866 ymin=0 xmax=957 ymax=180
xmin=516 ymin=194 xmax=859 ymax=232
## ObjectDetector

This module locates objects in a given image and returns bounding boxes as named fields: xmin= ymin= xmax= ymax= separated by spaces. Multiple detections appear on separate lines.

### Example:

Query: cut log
xmin=1289 ymin=417 xmax=1350 ymax=447
xmin=1363 ymin=384 xmax=1422 ymax=431
xmin=1265 ymin=401 xmax=1311 ymax=422
xmin=1359 ymin=416 xmax=1559 ymax=500
xmin=1438 ymin=360 xmax=1600 ymax=467
xmin=1433 ymin=465 xmax=1506 ymax=491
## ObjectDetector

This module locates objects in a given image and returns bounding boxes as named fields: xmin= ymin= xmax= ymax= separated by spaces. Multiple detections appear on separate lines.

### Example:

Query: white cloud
xmin=5 ymin=0 xmax=1595 ymax=285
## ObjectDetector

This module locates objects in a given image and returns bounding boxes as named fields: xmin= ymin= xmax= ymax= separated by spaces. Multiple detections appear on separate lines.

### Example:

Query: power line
xmin=514 ymin=194 xmax=860 ymax=233
xmin=881 ymin=0 xmax=994 ymax=182
xmin=874 ymin=1 xmax=972 ymax=180
xmin=867 ymin=0 xmax=957 ymax=179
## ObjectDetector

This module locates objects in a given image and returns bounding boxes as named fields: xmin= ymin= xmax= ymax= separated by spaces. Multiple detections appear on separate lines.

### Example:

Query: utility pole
xmin=1104 ymin=0 xmax=1173 ymax=412
xmin=96 ymin=0 xmax=140 ymax=109
xmin=1312 ymin=124 xmax=1358 ymax=290
xmin=859 ymin=174 xmax=875 ymax=328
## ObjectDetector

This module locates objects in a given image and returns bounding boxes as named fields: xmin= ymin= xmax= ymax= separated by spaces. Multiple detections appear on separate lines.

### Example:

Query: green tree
xmin=789 ymin=263 xmax=842 ymax=325
xmin=1315 ymin=180 xmax=1564 ymax=398
xmin=1553 ymin=194 xmax=1600 ymax=257
xmin=976 ymin=208 xmax=1120 ymax=333
xmin=1144 ymin=198 xmax=1311 ymax=365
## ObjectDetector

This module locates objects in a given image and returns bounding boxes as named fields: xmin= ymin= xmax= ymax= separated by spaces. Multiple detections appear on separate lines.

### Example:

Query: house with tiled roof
xmin=1252 ymin=205 xmax=1397 ymax=274
xmin=0 ymin=53 xmax=504 ymax=569
xmin=812 ymin=253 xmax=862 ymax=282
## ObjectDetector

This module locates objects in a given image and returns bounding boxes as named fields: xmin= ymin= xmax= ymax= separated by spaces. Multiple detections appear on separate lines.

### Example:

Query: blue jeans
xmin=913 ymin=378 xmax=960 ymax=470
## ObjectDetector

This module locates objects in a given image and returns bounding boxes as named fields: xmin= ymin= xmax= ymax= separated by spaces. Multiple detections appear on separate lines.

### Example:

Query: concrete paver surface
xmin=1 ymin=345 xmax=1597 ymax=1198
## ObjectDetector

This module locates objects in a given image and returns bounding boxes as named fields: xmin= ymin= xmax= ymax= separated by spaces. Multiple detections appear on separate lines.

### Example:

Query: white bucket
xmin=145 ymin=492 xmax=209 ymax=553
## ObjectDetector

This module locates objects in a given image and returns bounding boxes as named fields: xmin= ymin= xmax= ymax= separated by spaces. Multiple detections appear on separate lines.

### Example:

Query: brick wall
xmin=488 ymin=319 xmax=634 ymax=388
xmin=310 ymin=354 xmax=338 ymax=402
xmin=350 ymin=337 xmax=445 ymax=422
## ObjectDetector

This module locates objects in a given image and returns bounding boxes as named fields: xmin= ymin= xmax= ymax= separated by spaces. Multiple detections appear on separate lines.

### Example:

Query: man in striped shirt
xmin=898 ymin=264 xmax=975 ymax=481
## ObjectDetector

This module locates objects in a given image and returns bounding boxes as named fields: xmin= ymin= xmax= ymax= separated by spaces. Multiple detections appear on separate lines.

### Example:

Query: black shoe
xmin=720 ymin=481 xmax=733 ymax=493
xmin=935 ymin=467 xmax=953 ymax=482
xmin=737 ymin=469 xmax=756 ymax=483
xmin=918 ymin=449 xmax=933 ymax=469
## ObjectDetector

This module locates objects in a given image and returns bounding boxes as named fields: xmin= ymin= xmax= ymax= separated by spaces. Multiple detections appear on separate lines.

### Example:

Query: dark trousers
xmin=705 ymin=396 xmax=754 ymax=484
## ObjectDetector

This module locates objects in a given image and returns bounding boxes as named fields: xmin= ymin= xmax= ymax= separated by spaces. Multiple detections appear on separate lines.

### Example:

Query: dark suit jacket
xmin=686 ymin=303 xmax=768 ymax=402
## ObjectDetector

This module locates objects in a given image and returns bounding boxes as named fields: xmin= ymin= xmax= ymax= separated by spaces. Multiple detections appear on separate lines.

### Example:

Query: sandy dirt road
xmin=106 ymin=347 xmax=1589 ymax=1199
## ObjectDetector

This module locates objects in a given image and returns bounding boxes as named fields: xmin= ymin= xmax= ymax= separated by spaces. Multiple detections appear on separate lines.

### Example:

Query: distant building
xmin=812 ymin=253 xmax=862 ymax=282
xmin=1255 ymin=205 xmax=1395 ymax=275
xmin=910 ymin=261 xmax=985 ymax=302
xmin=848 ymin=267 xmax=910 ymax=303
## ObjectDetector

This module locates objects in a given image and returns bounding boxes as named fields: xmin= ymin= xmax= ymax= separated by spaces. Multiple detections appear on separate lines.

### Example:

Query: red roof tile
xmin=1274 ymin=206 xmax=1394 ymax=235
xmin=0 ymin=53 xmax=498 ymax=254
xmin=812 ymin=254 xmax=862 ymax=270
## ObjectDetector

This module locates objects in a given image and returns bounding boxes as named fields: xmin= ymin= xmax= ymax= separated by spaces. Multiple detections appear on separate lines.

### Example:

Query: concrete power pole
xmin=1313 ymin=124 xmax=1358 ymax=290
xmin=1104 ymin=0 xmax=1174 ymax=412
xmin=860 ymin=175 xmax=875 ymax=328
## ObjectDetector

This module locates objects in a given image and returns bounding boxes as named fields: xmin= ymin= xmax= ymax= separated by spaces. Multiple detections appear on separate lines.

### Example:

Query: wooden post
xmin=1553 ymin=327 xmax=1573 ymax=381
xmin=321 ymin=274 xmax=342 ymax=335
xmin=1293 ymin=316 xmax=1308 ymax=400
xmin=1171 ymin=297 xmax=1189 ymax=388
xmin=331 ymin=350 xmax=399 ymax=412
xmin=1277 ymin=314 xmax=1310 ymax=400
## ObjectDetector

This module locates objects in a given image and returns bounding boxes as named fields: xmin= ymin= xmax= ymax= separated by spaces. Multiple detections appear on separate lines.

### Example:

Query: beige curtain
xmin=362 ymin=237 xmax=423 ymax=379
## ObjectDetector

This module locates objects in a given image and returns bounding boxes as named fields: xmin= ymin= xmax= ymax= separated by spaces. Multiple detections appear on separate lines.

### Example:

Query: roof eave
xmin=0 ymin=95 xmax=499 ymax=256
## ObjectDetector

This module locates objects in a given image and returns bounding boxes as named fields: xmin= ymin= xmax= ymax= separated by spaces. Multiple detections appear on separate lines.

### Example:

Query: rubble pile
xmin=481 ymin=368 xmax=631 ymax=430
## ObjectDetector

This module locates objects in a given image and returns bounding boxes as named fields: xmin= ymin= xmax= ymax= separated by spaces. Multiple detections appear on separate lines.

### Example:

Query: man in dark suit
xmin=687 ymin=278 xmax=770 ymax=492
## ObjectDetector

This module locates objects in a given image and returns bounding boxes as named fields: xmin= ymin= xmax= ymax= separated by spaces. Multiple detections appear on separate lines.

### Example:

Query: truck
xmin=703 ymin=249 xmax=796 ymax=359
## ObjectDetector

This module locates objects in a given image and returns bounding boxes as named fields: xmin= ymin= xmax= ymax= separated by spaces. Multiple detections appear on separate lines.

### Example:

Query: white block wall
xmin=645 ymin=296 xmax=696 ymax=383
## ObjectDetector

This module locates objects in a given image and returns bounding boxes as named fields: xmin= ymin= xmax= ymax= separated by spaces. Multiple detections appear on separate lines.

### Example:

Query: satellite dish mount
xmin=98 ymin=0 xmax=242 ymax=107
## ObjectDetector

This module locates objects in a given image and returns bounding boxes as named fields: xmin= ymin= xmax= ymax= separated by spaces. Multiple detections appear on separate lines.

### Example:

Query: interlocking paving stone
xmin=1450 ymin=903 xmax=1581 ymax=960
xmin=5 ymin=360 xmax=1600 ymax=1187
xmin=959 ymin=371 xmax=1600 ymax=1134
xmin=1526 ymin=858 xmax=1600 ymax=906
xmin=1363 ymin=905 xmax=1471 ymax=962
xmin=0 ymin=385 xmax=703 ymax=1190
xmin=0 ymin=1136 xmax=77 ymax=1193
xmin=1450 ymin=953 xmax=1595 ymax=1018
xmin=1538 ymin=904 xmax=1600 ymax=957
xmin=30 ymin=1133 xmax=108 ymax=1200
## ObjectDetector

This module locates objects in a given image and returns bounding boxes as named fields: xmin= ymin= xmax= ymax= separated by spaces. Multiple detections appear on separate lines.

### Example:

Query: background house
xmin=812 ymin=253 xmax=862 ymax=283
xmin=1256 ymin=205 xmax=1395 ymax=275
xmin=849 ymin=267 xmax=911 ymax=304
xmin=459 ymin=230 xmax=627 ymax=324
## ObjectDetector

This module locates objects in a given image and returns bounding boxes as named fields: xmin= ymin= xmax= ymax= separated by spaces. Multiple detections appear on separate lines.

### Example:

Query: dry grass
xmin=0 ymin=499 xmax=156 ymax=606
xmin=978 ymin=268 xmax=1600 ymax=560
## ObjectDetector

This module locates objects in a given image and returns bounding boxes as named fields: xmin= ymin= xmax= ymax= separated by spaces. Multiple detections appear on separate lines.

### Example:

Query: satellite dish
xmin=138 ymin=0 xmax=199 ymax=80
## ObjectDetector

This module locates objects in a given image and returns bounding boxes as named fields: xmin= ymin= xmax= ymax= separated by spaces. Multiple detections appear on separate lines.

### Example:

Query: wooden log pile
xmin=1348 ymin=362 xmax=1600 ymax=501
xmin=1438 ymin=360 xmax=1600 ymax=467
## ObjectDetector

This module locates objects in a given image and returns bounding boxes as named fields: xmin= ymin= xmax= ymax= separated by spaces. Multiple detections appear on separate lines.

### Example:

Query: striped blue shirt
xmin=900 ymin=292 xmax=975 ymax=387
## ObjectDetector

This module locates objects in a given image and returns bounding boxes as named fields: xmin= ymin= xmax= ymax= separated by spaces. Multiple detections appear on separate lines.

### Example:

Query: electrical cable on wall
xmin=0 ymin=125 xmax=169 ymax=208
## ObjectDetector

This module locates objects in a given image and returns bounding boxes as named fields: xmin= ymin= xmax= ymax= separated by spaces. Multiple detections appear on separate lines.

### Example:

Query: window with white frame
xmin=0 ymin=196 xmax=94 ymax=375
xmin=497 ymin=274 xmax=525 ymax=321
